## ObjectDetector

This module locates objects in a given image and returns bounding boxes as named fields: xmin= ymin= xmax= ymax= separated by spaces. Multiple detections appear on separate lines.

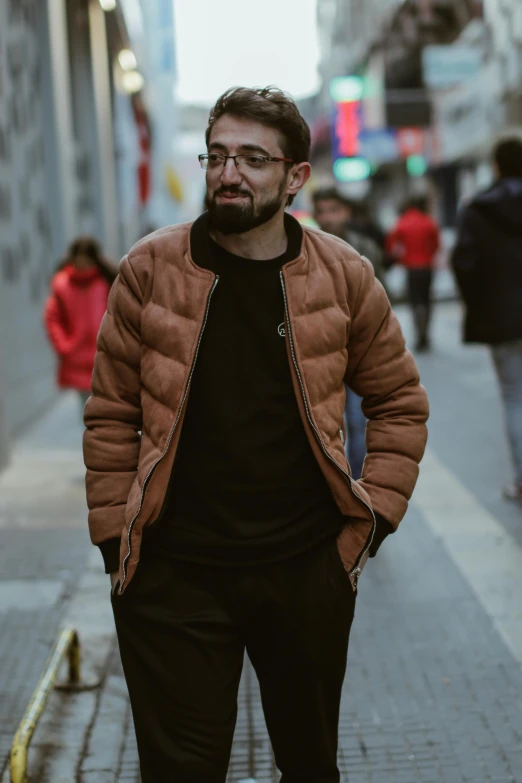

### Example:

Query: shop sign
xmin=423 ymin=45 xmax=482 ymax=88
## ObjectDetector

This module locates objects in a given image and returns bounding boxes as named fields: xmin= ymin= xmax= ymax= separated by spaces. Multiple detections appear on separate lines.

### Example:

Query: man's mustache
xmin=213 ymin=186 xmax=252 ymax=199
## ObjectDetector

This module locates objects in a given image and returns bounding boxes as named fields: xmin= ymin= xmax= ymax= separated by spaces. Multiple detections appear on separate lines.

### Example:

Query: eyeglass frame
xmin=198 ymin=153 xmax=296 ymax=171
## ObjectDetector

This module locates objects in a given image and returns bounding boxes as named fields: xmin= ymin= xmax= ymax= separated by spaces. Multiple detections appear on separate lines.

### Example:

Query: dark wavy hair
xmin=56 ymin=236 xmax=118 ymax=285
xmin=205 ymin=86 xmax=311 ymax=206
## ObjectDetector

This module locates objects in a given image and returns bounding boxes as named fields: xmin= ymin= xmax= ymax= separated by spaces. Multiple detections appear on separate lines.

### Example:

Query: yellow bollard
xmin=10 ymin=628 xmax=80 ymax=783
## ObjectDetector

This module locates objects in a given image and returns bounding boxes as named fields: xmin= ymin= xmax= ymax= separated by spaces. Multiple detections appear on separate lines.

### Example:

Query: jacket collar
xmin=189 ymin=211 xmax=305 ymax=270
xmin=189 ymin=212 xmax=211 ymax=270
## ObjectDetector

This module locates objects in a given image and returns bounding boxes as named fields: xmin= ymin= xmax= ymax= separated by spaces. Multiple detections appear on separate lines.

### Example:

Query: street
xmin=1 ymin=301 xmax=521 ymax=783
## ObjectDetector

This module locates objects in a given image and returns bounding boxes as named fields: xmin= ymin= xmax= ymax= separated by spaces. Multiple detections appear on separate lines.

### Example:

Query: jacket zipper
xmin=119 ymin=276 xmax=220 ymax=593
xmin=279 ymin=271 xmax=375 ymax=590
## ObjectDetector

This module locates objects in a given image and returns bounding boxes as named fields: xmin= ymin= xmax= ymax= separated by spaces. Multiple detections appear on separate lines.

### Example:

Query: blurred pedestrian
xmin=352 ymin=200 xmax=395 ymax=271
xmin=312 ymin=187 xmax=387 ymax=479
xmin=387 ymin=195 xmax=440 ymax=352
xmin=451 ymin=137 xmax=522 ymax=503
xmin=84 ymin=86 xmax=428 ymax=783
xmin=44 ymin=237 xmax=117 ymax=413
xmin=351 ymin=200 xmax=386 ymax=251
xmin=312 ymin=188 xmax=387 ymax=286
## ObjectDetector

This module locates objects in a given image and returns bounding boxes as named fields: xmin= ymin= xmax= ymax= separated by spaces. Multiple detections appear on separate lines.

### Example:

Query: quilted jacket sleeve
xmin=344 ymin=257 xmax=429 ymax=528
xmin=83 ymin=256 xmax=143 ymax=559
xmin=44 ymin=286 xmax=70 ymax=356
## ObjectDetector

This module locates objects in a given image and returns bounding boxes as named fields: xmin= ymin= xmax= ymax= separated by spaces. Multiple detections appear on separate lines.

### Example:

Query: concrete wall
xmin=66 ymin=0 xmax=104 ymax=240
xmin=0 ymin=0 xmax=135 ymax=449
xmin=0 ymin=0 xmax=58 ymax=438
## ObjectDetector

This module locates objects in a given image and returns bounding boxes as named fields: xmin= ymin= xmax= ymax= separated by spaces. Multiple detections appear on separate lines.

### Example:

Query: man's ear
xmin=287 ymin=162 xmax=312 ymax=201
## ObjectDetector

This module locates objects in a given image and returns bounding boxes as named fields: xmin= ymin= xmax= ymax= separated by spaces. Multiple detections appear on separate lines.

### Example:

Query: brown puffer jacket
xmin=84 ymin=219 xmax=429 ymax=594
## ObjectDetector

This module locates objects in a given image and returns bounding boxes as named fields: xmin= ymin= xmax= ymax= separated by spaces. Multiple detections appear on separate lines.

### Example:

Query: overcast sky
xmin=174 ymin=0 xmax=320 ymax=106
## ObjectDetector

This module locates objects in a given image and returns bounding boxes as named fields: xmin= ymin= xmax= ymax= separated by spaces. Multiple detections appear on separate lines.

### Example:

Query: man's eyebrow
xmin=208 ymin=142 xmax=272 ymax=156
xmin=208 ymin=142 xmax=228 ymax=151
xmin=237 ymin=144 xmax=271 ymax=155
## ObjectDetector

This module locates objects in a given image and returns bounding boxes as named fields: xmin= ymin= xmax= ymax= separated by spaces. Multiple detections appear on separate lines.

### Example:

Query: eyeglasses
xmin=198 ymin=153 xmax=295 ymax=172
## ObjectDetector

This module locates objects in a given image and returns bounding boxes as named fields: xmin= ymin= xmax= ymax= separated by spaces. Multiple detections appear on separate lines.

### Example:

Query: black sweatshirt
xmin=144 ymin=215 xmax=346 ymax=565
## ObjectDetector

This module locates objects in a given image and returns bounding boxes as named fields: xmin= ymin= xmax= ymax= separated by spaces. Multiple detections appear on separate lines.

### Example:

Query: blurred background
xmin=2 ymin=0 xmax=521 ymax=457
xmin=2 ymin=3 xmax=522 ymax=780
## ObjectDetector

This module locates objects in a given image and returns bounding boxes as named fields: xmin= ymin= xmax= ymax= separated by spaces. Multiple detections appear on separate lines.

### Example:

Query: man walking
xmin=84 ymin=87 xmax=429 ymax=783
xmin=387 ymin=195 xmax=440 ymax=352
xmin=312 ymin=188 xmax=388 ymax=289
xmin=312 ymin=188 xmax=387 ymax=479
xmin=451 ymin=137 xmax=522 ymax=503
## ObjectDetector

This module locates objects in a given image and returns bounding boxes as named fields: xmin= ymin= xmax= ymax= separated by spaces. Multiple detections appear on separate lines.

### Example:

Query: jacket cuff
xmin=369 ymin=512 xmax=394 ymax=557
xmin=98 ymin=538 xmax=121 ymax=574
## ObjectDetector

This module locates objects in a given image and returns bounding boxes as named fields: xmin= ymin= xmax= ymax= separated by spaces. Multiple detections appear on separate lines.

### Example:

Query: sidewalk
xmin=0 ymin=393 xmax=92 ymax=778
xmin=1 ymin=303 xmax=522 ymax=782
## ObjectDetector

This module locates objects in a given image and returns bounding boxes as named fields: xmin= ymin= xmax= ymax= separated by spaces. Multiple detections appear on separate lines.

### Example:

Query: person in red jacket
xmin=387 ymin=195 xmax=440 ymax=351
xmin=44 ymin=237 xmax=117 ymax=412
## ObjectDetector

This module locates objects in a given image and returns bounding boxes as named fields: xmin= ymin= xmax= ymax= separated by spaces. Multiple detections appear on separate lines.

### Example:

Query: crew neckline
xmin=208 ymin=236 xmax=291 ymax=270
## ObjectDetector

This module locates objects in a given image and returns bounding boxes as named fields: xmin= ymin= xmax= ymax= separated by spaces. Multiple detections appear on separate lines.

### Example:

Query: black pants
xmin=407 ymin=268 xmax=433 ymax=348
xmin=112 ymin=536 xmax=357 ymax=783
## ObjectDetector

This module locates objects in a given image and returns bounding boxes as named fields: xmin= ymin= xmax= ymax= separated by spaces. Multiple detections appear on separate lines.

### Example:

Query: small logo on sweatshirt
xmin=278 ymin=323 xmax=286 ymax=337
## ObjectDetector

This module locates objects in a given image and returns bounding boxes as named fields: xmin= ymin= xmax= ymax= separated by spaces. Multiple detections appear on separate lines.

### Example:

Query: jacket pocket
xmin=333 ymin=536 xmax=358 ymax=593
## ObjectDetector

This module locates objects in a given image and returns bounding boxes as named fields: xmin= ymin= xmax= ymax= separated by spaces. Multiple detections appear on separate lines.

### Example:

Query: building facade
xmin=317 ymin=0 xmax=402 ymax=110
xmin=119 ymin=0 xmax=181 ymax=232
xmin=432 ymin=0 xmax=522 ymax=200
xmin=0 ymin=0 xmax=149 ymax=453
xmin=314 ymin=0 xmax=517 ymax=223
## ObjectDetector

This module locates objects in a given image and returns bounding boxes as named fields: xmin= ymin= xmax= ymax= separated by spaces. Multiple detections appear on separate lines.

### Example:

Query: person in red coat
xmin=44 ymin=237 xmax=117 ymax=412
xmin=387 ymin=195 xmax=440 ymax=351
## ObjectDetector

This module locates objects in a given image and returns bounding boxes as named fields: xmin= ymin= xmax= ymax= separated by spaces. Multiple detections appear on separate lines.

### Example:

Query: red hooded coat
xmin=44 ymin=264 xmax=111 ymax=391
xmin=386 ymin=208 xmax=440 ymax=269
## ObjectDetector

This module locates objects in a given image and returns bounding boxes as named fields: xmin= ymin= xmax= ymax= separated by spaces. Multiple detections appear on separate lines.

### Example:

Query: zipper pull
xmin=339 ymin=428 xmax=345 ymax=445
xmin=349 ymin=565 xmax=361 ymax=592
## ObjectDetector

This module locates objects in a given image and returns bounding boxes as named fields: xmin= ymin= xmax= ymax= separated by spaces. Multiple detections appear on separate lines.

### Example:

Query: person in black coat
xmin=451 ymin=137 xmax=522 ymax=503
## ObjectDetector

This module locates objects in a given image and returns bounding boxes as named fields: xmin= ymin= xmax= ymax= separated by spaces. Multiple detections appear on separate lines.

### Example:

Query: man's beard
xmin=205 ymin=181 xmax=286 ymax=235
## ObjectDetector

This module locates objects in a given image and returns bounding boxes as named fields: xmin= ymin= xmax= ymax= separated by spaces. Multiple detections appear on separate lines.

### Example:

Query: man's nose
xmin=220 ymin=158 xmax=242 ymax=186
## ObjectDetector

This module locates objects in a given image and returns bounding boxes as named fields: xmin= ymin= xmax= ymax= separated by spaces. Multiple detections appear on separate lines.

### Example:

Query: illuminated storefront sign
xmin=330 ymin=76 xmax=370 ymax=181
xmin=329 ymin=76 xmax=430 ymax=179
xmin=333 ymin=157 xmax=372 ymax=183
